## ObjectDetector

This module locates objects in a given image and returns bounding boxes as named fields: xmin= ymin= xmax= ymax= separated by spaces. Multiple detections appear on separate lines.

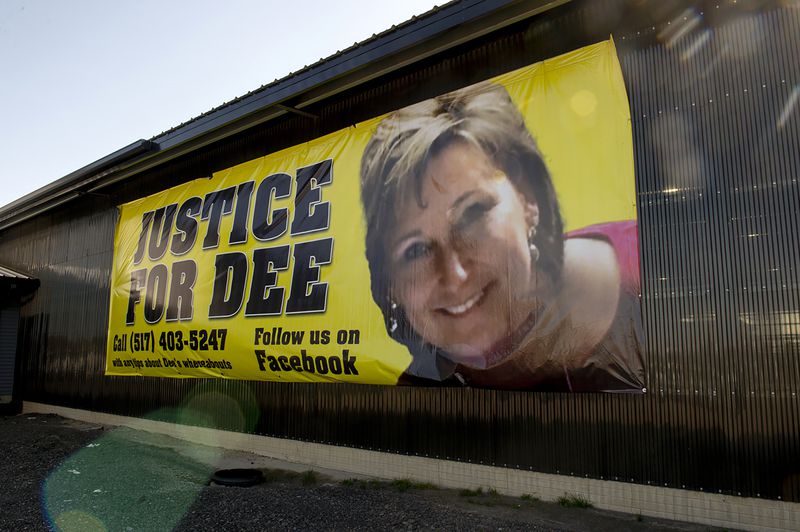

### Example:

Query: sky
xmin=0 ymin=0 xmax=439 ymax=208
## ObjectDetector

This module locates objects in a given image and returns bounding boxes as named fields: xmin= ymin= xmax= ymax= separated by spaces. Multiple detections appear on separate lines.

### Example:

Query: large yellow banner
xmin=107 ymin=40 xmax=645 ymax=392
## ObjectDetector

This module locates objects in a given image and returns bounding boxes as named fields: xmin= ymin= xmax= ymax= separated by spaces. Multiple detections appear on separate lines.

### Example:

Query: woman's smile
xmin=435 ymin=282 xmax=491 ymax=317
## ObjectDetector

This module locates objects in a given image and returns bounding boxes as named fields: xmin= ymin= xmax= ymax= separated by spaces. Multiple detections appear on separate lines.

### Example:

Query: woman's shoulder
xmin=564 ymin=220 xmax=639 ymax=295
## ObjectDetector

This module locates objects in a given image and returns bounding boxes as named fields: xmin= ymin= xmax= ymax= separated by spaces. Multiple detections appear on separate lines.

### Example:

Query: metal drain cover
xmin=211 ymin=468 xmax=264 ymax=487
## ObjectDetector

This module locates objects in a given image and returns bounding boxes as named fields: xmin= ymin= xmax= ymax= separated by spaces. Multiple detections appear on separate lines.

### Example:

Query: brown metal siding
xmin=1 ymin=1 xmax=798 ymax=501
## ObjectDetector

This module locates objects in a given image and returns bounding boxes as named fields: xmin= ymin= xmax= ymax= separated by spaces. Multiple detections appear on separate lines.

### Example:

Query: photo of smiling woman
xmin=360 ymin=82 xmax=645 ymax=392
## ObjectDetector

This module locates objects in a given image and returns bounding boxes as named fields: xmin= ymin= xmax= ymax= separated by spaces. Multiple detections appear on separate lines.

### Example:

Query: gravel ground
xmin=0 ymin=414 xmax=728 ymax=531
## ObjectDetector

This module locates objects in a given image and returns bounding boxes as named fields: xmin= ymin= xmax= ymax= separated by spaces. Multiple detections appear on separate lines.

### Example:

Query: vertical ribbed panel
xmin=0 ymin=307 xmax=20 ymax=399
xmin=0 ymin=1 xmax=797 ymax=502
xmin=623 ymin=3 xmax=800 ymax=499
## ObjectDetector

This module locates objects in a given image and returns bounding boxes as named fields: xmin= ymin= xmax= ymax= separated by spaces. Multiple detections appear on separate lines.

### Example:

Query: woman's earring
xmin=389 ymin=300 xmax=399 ymax=333
xmin=527 ymin=226 xmax=540 ymax=263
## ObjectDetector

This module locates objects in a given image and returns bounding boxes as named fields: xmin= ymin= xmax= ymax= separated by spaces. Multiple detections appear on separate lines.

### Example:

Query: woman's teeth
xmin=444 ymin=290 xmax=484 ymax=315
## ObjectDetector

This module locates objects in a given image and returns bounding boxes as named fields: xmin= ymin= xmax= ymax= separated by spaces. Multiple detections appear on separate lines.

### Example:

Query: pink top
xmin=566 ymin=220 xmax=640 ymax=297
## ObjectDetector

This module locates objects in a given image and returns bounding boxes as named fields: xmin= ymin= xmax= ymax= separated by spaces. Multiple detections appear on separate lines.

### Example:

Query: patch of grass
xmin=520 ymin=493 xmax=540 ymax=502
xmin=339 ymin=478 xmax=386 ymax=490
xmin=300 ymin=470 xmax=318 ymax=486
xmin=390 ymin=479 xmax=413 ymax=492
xmin=459 ymin=486 xmax=532 ymax=509
xmin=556 ymin=493 xmax=593 ymax=509
xmin=459 ymin=487 xmax=484 ymax=497
xmin=389 ymin=479 xmax=438 ymax=492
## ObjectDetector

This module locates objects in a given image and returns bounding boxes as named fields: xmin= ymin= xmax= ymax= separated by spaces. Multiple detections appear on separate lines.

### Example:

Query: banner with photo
xmin=106 ymin=40 xmax=644 ymax=392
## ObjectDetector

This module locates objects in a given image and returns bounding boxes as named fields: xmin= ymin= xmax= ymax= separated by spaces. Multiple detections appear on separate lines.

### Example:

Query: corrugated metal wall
xmin=625 ymin=2 xmax=800 ymax=501
xmin=0 ymin=307 xmax=21 ymax=401
xmin=0 ymin=0 xmax=797 ymax=502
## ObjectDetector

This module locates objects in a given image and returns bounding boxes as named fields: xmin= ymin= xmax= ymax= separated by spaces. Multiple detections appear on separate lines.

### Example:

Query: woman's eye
xmin=457 ymin=200 xmax=493 ymax=228
xmin=402 ymin=241 xmax=431 ymax=262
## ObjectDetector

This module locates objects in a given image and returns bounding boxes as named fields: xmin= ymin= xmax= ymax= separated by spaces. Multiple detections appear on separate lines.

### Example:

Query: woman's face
xmin=389 ymin=140 xmax=539 ymax=369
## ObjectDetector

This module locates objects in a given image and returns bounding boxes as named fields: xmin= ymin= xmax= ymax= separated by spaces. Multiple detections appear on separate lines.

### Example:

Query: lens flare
xmin=570 ymin=89 xmax=598 ymax=117
xmin=53 ymin=510 xmax=106 ymax=532
xmin=777 ymin=86 xmax=799 ymax=129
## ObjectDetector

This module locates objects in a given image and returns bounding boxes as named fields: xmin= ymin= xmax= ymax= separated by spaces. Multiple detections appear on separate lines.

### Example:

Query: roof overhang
xmin=0 ymin=0 xmax=568 ymax=232
xmin=0 ymin=265 xmax=39 ymax=303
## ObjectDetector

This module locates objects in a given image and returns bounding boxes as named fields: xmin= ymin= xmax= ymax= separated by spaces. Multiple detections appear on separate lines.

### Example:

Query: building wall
xmin=1 ymin=0 xmax=798 ymax=502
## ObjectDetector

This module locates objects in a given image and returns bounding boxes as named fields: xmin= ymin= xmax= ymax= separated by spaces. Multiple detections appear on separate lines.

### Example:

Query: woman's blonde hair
xmin=360 ymin=81 xmax=564 ymax=379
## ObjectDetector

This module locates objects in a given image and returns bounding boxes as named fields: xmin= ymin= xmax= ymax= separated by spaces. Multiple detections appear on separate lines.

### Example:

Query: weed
xmin=636 ymin=514 xmax=643 ymax=522
xmin=556 ymin=493 xmax=593 ymax=508
xmin=389 ymin=479 xmax=437 ymax=492
xmin=520 ymin=493 xmax=540 ymax=502
xmin=459 ymin=487 xmax=484 ymax=497
xmin=340 ymin=478 xmax=373 ymax=489
xmin=487 ymin=488 xmax=499 ymax=497
xmin=300 ymin=470 xmax=318 ymax=486
xmin=390 ymin=479 xmax=413 ymax=492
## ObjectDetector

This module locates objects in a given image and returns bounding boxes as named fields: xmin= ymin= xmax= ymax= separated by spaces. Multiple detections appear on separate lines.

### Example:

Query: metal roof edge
xmin=150 ymin=0 xmax=509 ymax=150
xmin=0 ymin=264 xmax=35 ymax=280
